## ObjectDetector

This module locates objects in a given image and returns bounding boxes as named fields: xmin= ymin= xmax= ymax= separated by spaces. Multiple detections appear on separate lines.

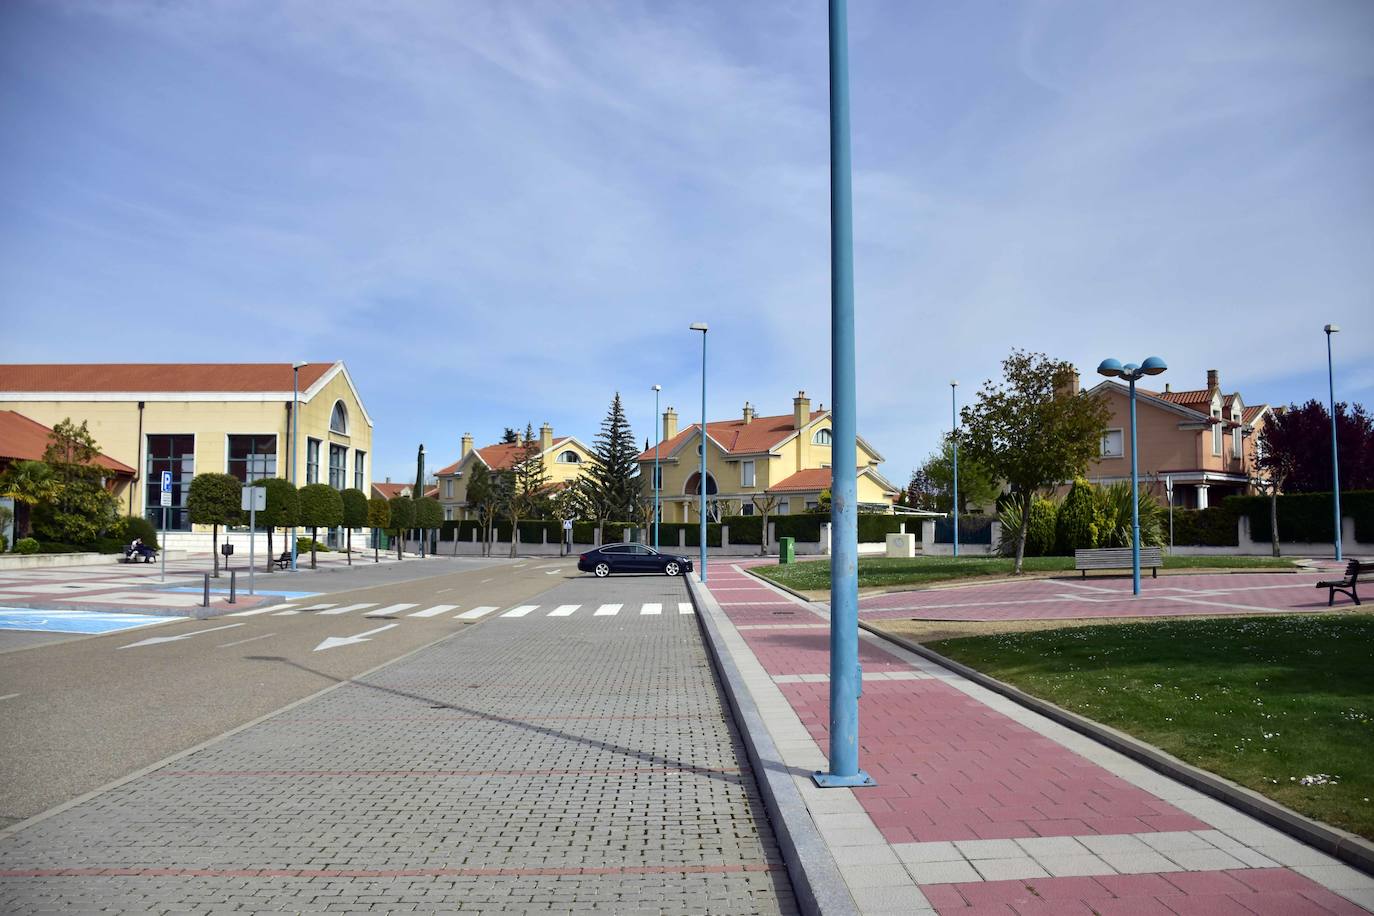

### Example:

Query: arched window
xmin=812 ymin=428 xmax=832 ymax=445
xmin=683 ymin=471 xmax=718 ymax=496
xmin=330 ymin=400 xmax=349 ymax=435
xmin=557 ymin=450 xmax=581 ymax=464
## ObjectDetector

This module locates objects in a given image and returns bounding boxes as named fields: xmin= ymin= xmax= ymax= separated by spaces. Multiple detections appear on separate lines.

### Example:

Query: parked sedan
xmin=577 ymin=544 xmax=695 ymax=578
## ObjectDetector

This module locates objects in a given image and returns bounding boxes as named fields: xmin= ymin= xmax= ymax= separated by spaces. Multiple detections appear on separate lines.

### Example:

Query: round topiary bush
xmin=117 ymin=515 xmax=160 ymax=550
xmin=15 ymin=537 xmax=40 ymax=555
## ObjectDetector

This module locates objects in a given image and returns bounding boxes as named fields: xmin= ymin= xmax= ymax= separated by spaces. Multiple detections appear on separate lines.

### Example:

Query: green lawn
xmin=753 ymin=554 xmax=1298 ymax=592
xmin=924 ymin=615 xmax=1374 ymax=839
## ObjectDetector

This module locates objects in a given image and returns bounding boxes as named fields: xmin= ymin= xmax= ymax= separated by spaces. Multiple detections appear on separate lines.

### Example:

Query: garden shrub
xmin=721 ymin=515 xmax=763 ymax=545
xmin=1225 ymin=491 xmax=1374 ymax=544
xmin=773 ymin=515 xmax=823 ymax=543
xmin=116 ymin=515 xmax=159 ymax=550
xmin=1170 ymin=505 xmax=1239 ymax=547
xmin=1025 ymin=498 xmax=1059 ymax=556
xmin=1056 ymin=479 xmax=1097 ymax=553
xmin=857 ymin=514 xmax=905 ymax=543
xmin=15 ymin=537 xmax=40 ymax=554
xmin=0 ymin=534 xmax=6 ymax=552
xmin=296 ymin=537 xmax=331 ymax=553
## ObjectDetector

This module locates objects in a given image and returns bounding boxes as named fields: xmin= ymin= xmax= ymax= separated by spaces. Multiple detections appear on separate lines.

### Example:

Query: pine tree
xmin=587 ymin=393 xmax=640 ymax=522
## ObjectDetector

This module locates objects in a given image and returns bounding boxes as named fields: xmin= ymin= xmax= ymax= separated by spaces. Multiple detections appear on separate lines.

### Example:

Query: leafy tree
xmin=959 ymin=350 xmax=1111 ymax=572
xmin=912 ymin=440 xmax=1000 ymax=514
xmin=1259 ymin=400 xmax=1372 ymax=493
xmin=341 ymin=488 xmax=369 ymax=566
xmin=366 ymin=496 xmax=390 ymax=563
xmin=1254 ymin=427 xmax=1299 ymax=558
xmin=298 ymin=483 xmax=343 ymax=569
xmin=504 ymin=427 xmax=549 ymax=556
xmin=1055 ymin=478 xmax=1097 ymax=553
xmin=586 ymin=393 xmax=640 ymax=522
xmin=253 ymin=477 xmax=299 ymax=571
xmin=414 ymin=497 xmax=443 ymax=557
xmin=33 ymin=419 xmax=118 ymax=546
xmin=465 ymin=462 xmax=499 ymax=557
xmin=500 ymin=427 xmax=520 ymax=445
xmin=387 ymin=495 xmax=415 ymax=560
xmin=0 ymin=460 xmax=59 ymax=543
xmin=188 ymin=472 xmax=243 ymax=577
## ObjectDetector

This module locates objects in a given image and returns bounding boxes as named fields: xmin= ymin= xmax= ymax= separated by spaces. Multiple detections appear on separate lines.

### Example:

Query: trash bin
xmin=779 ymin=536 xmax=795 ymax=564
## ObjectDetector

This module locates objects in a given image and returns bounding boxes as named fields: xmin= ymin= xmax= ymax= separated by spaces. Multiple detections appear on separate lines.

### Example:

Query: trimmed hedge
xmin=722 ymin=515 xmax=763 ymax=545
xmin=1170 ymin=505 xmax=1240 ymax=547
xmin=774 ymin=515 xmax=824 ymax=543
xmin=857 ymin=514 xmax=905 ymax=543
xmin=1224 ymin=491 xmax=1374 ymax=544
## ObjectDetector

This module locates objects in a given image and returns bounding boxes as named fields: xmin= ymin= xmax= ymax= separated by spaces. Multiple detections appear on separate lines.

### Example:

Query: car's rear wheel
xmin=664 ymin=561 xmax=680 ymax=577
xmin=594 ymin=562 xmax=611 ymax=578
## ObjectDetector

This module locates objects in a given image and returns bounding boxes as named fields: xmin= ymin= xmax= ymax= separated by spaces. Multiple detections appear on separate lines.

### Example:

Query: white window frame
xmin=353 ymin=449 xmax=366 ymax=491
xmin=740 ymin=503 xmax=755 ymax=516
xmin=1212 ymin=417 xmax=1222 ymax=456
xmin=306 ymin=437 xmax=321 ymax=484
xmin=1099 ymin=428 xmax=1124 ymax=458
xmin=740 ymin=459 xmax=755 ymax=487
xmin=556 ymin=450 xmax=581 ymax=464
xmin=812 ymin=428 xmax=832 ymax=445
xmin=1232 ymin=426 xmax=1242 ymax=459
xmin=329 ymin=400 xmax=349 ymax=435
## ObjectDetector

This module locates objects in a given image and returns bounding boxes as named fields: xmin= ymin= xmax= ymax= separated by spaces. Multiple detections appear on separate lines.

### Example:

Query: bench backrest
xmin=1075 ymin=546 xmax=1164 ymax=565
xmin=1345 ymin=559 xmax=1370 ymax=579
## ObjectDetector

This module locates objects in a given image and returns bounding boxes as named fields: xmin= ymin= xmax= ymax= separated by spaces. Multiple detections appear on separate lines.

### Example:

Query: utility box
xmin=885 ymin=533 xmax=916 ymax=558
xmin=779 ymin=537 xmax=795 ymax=564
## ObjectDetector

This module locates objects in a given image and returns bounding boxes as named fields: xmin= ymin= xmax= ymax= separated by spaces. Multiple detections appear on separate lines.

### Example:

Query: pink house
xmin=1084 ymin=369 xmax=1274 ymax=509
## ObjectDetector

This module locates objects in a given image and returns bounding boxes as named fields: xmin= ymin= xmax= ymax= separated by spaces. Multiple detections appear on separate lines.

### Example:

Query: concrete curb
xmin=686 ymin=575 xmax=858 ymax=916
xmin=861 ymin=620 xmax=1374 ymax=878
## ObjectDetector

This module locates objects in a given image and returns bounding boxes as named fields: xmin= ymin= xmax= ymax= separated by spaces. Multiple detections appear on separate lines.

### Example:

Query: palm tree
xmin=0 ymin=460 xmax=60 ymax=544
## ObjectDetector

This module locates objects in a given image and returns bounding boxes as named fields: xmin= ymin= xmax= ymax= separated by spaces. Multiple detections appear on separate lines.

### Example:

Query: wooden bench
xmin=274 ymin=551 xmax=291 ymax=570
xmin=1075 ymin=546 xmax=1163 ymax=578
xmin=1316 ymin=559 xmax=1368 ymax=607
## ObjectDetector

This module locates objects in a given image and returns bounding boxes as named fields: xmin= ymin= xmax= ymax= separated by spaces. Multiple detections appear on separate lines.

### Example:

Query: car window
xmin=626 ymin=545 xmax=652 ymax=555
xmin=601 ymin=546 xmax=628 ymax=554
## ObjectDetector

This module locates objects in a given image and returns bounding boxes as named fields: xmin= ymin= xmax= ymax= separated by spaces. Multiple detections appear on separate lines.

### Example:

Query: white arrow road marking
xmin=408 ymin=604 xmax=458 ymax=618
xmin=456 ymin=606 xmax=499 ymax=620
xmin=313 ymin=623 xmax=398 ymax=652
xmin=228 ymin=606 xmax=288 ymax=617
xmin=0 ymin=693 xmax=19 ymax=702
xmin=119 ymin=623 xmax=244 ymax=649
xmin=365 ymin=603 xmax=417 ymax=617
xmin=501 ymin=605 xmax=538 ymax=618
xmin=548 ymin=604 xmax=580 ymax=617
xmin=640 ymin=603 xmax=662 ymax=615
xmin=545 ymin=569 xmax=561 ymax=575
xmin=679 ymin=603 xmax=694 ymax=615
xmin=594 ymin=603 xmax=622 ymax=616
xmin=319 ymin=603 xmax=377 ymax=616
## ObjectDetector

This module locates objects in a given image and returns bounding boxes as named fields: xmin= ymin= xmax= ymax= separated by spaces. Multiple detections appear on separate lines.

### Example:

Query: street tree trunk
xmin=1270 ymin=487 xmax=1281 ymax=558
xmin=1014 ymin=496 xmax=1031 ymax=575
xmin=346 ymin=528 xmax=352 ymax=566
xmin=373 ymin=529 xmax=379 ymax=563
xmin=266 ymin=529 xmax=274 ymax=572
xmin=310 ymin=526 xmax=318 ymax=569
xmin=212 ymin=523 xmax=220 ymax=578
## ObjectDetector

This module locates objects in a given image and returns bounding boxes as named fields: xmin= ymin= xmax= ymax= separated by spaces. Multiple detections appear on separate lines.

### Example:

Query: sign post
xmin=242 ymin=486 xmax=266 ymax=596
xmin=1164 ymin=475 xmax=1174 ymax=554
xmin=159 ymin=470 xmax=172 ymax=582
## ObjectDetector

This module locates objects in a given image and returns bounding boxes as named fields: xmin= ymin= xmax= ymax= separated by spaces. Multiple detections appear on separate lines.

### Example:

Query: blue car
xmin=577 ymin=544 xmax=694 ymax=578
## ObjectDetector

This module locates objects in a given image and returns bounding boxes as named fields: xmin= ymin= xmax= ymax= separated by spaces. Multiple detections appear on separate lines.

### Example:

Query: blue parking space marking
xmin=158 ymin=588 xmax=320 ymax=598
xmin=0 ymin=608 xmax=173 ymax=635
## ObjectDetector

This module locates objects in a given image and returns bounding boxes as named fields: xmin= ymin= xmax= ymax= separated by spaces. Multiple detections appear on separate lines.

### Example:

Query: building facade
xmin=434 ymin=424 xmax=595 ymax=520
xmin=0 ymin=362 xmax=373 ymax=539
xmin=1085 ymin=368 xmax=1272 ymax=509
xmin=637 ymin=391 xmax=898 ymax=522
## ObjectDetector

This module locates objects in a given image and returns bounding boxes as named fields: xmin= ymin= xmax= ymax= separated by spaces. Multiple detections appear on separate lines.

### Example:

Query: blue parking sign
xmin=160 ymin=470 xmax=173 ymax=492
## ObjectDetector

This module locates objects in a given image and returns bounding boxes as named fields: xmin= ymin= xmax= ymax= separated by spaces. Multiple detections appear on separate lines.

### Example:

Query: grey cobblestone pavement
xmin=0 ymin=574 xmax=796 ymax=914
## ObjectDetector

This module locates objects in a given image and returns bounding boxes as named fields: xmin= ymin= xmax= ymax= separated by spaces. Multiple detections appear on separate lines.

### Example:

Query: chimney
xmin=460 ymin=433 xmax=473 ymax=459
xmin=540 ymin=422 xmax=553 ymax=452
xmin=385 ymin=476 xmax=391 ymax=483
xmin=742 ymin=402 xmax=754 ymax=424
xmin=793 ymin=390 xmax=810 ymax=430
xmin=663 ymin=407 xmax=678 ymax=442
xmin=1164 ymin=383 xmax=1171 ymax=393
xmin=1206 ymin=369 xmax=1220 ymax=391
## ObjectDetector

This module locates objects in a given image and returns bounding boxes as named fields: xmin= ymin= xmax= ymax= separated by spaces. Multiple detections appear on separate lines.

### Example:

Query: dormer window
xmin=813 ymin=428 xmax=832 ymax=446
xmin=556 ymin=450 xmax=581 ymax=464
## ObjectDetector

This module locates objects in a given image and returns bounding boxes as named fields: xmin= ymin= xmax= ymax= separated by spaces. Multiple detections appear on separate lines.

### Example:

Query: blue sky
xmin=2 ymin=0 xmax=1370 ymax=484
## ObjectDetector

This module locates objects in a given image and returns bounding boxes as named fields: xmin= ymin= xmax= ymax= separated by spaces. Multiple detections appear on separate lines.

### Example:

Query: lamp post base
xmin=812 ymin=769 xmax=875 ymax=788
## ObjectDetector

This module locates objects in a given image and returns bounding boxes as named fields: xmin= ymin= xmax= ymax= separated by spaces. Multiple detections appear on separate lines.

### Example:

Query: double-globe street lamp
xmin=1096 ymin=356 xmax=1167 ymax=597
xmin=689 ymin=323 xmax=709 ymax=583
xmin=951 ymin=380 xmax=960 ymax=558
xmin=290 ymin=360 xmax=307 ymax=572
xmin=651 ymin=384 xmax=662 ymax=551
xmin=1324 ymin=324 xmax=1342 ymax=562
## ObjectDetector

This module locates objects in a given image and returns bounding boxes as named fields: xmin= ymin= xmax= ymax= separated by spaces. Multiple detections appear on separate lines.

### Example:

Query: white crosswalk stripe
xmin=456 ymin=606 xmax=500 ymax=620
xmin=548 ymin=604 xmax=580 ymax=617
xmin=228 ymin=605 xmax=287 ymax=617
xmin=501 ymin=605 xmax=539 ymax=618
xmin=365 ymin=603 xmax=418 ymax=617
xmin=408 ymin=604 xmax=458 ymax=618
xmin=594 ymin=603 xmax=622 ymax=616
xmin=679 ymin=602 xmax=694 ymax=615
xmin=276 ymin=603 xmax=336 ymax=616
xmin=319 ymin=603 xmax=378 ymax=616
xmin=640 ymin=603 xmax=662 ymax=615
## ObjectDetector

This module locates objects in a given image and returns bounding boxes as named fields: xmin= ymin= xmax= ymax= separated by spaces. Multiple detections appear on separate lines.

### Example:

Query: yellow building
xmin=637 ymin=391 xmax=898 ymax=522
xmin=434 ymin=424 xmax=596 ymax=520
xmin=0 ymin=362 xmax=373 ymax=544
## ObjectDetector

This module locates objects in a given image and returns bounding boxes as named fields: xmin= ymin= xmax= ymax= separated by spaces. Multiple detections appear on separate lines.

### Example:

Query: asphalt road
xmin=0 ymin=555 xmax=580 ymax=828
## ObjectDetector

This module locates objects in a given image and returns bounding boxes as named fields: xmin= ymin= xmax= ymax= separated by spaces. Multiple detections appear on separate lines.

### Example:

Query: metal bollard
xmin=202 ymin=573 xmax=210 ymax=608
xmin=228 ymin=570 xmax=237 ymax=604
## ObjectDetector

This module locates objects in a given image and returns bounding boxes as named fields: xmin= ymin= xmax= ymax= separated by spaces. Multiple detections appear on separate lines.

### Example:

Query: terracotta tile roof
xmin=0 ymin=363 xmax=334 ymax=393
xmin=768 ymin=468 xmax=832 ymax=492
xmin=637 ymin=411 xmax=824 ymax=461
xmin=423 ymin=487 xmax=439 ymax=499
xmin=436 ymin=437 xmax=570 ymax=475
xmin=1242 ymin=405 xmax=1268 ymax=424
xmin=371 ymin=482 xmax=413 ymax=500
xmin=1154 ymin=389 xmax=1211 ymax=411
xmin=0 ymin=411 xmax=135 ymax=475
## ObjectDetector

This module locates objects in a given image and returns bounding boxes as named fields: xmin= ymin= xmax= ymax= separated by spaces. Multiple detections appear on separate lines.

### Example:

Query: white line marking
xmin=594 ymin=603 xmax=622 ymax=616
xmin=277 ymin=603 xmax=338 ymax=616
xmin=679 ymin=602 xmax=694 ymax=615
xmin=408 ymin=604 xmax=458 ymax=618
xmin=313 ymin=623 xmax=398 ymax=652
xmin=228 ymin=606 xmax=287 ymax=617
xmin=512 ymin=564 xmax=527 ymax=569
xmin=535 ymin=565 xmax=562 ymax=570
xmin=641 ymin=603 xmax=662 ymax=615
xmin=479 ymin=578 xmax=493 ymax=584
xmin=218 ymin=632 xmax=275 ymax=648
xmin=545 ymin=569 xmax=561 ymax=575
xmin=319 ymin=603 xmax=378 ymax=616
xmin=456 ymin=606 xmax=500 ymax=620
xmin=548 ymin=604 xmax=580 ymax=617
xmin=365 ymin=603 xmax=418 ymax=617
xmin=0 ymin=693 xmax=19 ymax=702
xmin=119 ymin=623 xmax=244 ymax=649
xmin=501 ymin=605 xmax=538 ymax=618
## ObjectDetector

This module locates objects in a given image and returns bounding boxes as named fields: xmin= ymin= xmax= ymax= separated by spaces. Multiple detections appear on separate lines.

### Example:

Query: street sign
xmin=241 ymin=486 xmax=266 ymax=512
xmin=159 ymin=471 xmax=173 ymax=508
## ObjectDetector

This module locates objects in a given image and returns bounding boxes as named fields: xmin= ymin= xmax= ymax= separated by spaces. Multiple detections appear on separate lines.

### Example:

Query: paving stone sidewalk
xmin=0 ymin=575 xmax=796 ymax=915
xmin=700 ymin=563 xmax=1374 ymax=915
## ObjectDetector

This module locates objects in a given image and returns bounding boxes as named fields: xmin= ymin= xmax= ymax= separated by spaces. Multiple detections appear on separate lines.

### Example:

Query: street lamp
xmin=951 ymin=380 xmax=960 ymax=558
xmin=652 ymin=384 xmax=662 ymax=551
xmin=290 ymin=360 xmax=307 ymax=572
xmin=689 ymin=324 xmax=708 ymax=582
xmin=1325 ymin=325 xmax=1342 ymax=561
xmin=1096 ymin=356 xmax=1167 ymax=596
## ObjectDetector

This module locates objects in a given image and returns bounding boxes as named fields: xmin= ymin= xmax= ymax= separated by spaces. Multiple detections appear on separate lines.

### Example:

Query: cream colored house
xmin=0 ymin=362 xmax=372 ymax=542
xmin=434 ymin=424 xmax=595 ymax=520
xmin=637 ymin=391 xmax=898 ymax=522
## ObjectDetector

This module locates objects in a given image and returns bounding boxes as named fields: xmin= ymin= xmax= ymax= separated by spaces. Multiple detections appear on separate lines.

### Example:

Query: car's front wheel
xmin=664 ymin=561 xmax=681 ymax=577
xmin=594 ymin=562 xmax=611 ymax=578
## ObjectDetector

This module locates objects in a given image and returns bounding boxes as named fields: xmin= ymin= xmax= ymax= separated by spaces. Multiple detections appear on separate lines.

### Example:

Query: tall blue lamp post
xmin=290 ymin=360 xmax=307 ymax=572
xmin=814 ymin=0 xmax=871 ymax=789
xmin=1324 ymin=324 xmax=1342 ymax=561
xmin=1096 ymin=356 xmax=1167 ymax=596
xmin=690 ymin=323 xmax=709 ymax=583
xmin=652 ymin=383 xmax=662 ymax=551
xmin=951 ymin=380 xmax=960 ymax=558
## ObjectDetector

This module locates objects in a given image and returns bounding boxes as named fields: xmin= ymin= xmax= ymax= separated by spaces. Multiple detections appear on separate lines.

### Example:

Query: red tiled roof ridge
xmin=0 ymin=410 xmax=135 ymax=474
xmin=637 ymin=410 xmax=826 ymax=461
xmin=0 ymin=362 xmax=336 ymax=393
